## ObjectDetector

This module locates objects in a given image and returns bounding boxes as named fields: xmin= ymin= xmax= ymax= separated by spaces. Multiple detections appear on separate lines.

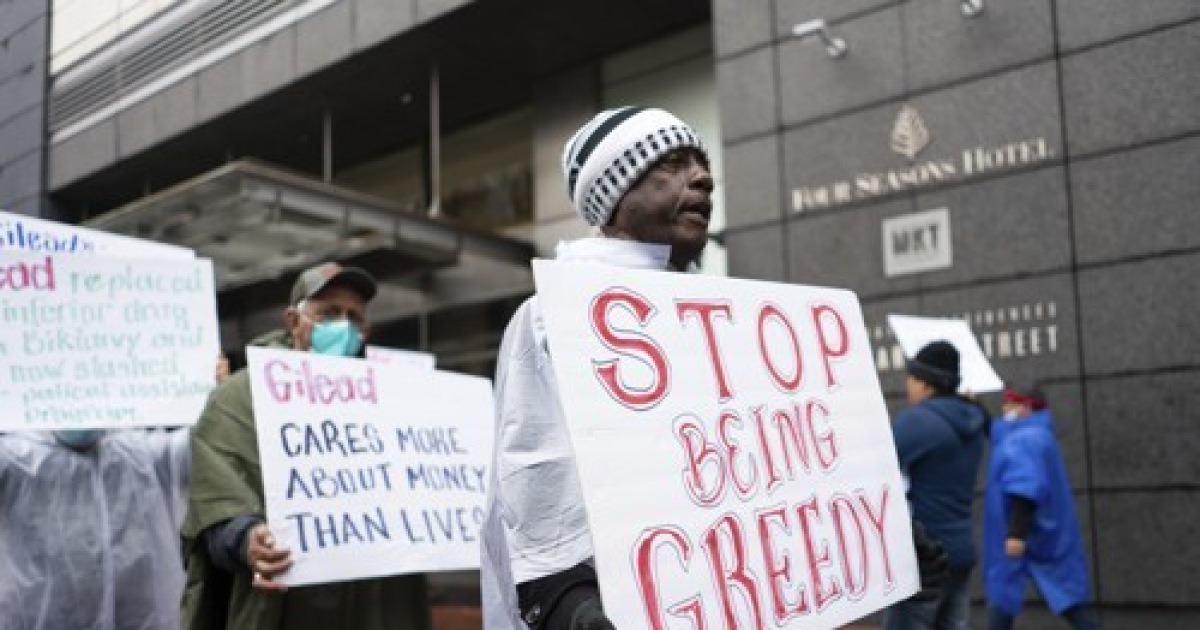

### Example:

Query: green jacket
xmin=181 ymin=331 xmax=428 ymax=630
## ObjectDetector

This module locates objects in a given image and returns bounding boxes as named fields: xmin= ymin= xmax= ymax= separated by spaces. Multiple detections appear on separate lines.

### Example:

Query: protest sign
xmin=887 ymin=314 xmax=1004 ymax=394
xmin=1 ymin=210 xmax=193 ymax=258
xmin=533 ymin=260 xmax=917 ymax=630
xmin=366 ymin=345 xmax=436 ymax=370
xmin=248 ymin=347 xmax=494 ymax=586
xmin=0 ymin=251 xmax=218 ymax=430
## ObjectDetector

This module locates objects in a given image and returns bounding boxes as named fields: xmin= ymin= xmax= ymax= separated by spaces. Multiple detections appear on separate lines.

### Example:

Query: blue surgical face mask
xmin=54 ymin=429 xmax=107 ymax=450
xmin=310 ymin=319 xmax=364 ymax=357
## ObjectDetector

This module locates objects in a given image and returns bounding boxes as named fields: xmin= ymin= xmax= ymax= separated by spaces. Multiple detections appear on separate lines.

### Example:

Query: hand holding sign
xmin=248 ymin=524 xmax=293 ymax=593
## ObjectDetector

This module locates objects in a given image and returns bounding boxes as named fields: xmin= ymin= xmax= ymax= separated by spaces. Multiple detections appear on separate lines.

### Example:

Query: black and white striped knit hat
xmin=561 ymin=106 xmax=706 ymax=227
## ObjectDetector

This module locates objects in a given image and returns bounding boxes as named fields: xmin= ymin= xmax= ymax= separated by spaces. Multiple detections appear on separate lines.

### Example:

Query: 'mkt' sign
xmin=882 ymin=207 xmax=952 ymax=277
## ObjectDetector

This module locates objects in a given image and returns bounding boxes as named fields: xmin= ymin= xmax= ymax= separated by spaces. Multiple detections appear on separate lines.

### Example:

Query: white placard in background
xmin=1 ymin=210 xmax=194 ymax=258
xmin=0 ymin=252 xmax=218 ymax=429
xmin=248 ymin=347 xmax=494 ymax=586
xmin=887 ymin=313 xmax=1004 ymax=393
xmin=365 ymin=345 xmax=436 ymax=370
xmin=533 ymin=260 xmax=918 ymax=630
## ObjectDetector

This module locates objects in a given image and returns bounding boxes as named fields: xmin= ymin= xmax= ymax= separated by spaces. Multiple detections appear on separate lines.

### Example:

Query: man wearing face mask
xmin=983 ymin=384 xmax=1099 ymax=630
xmin=181 ymin=263 xmax=427 ymax=630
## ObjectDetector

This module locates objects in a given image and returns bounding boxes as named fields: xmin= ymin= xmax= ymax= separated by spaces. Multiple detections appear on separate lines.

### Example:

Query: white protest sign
xmin=0 ymin=251 xmax=219 ymax=429
xmin=366 ymin=345 xmax=436 ymax=370
xmin=533 ymin=260 xmax=918 ymax=630
xmin=887 ymin=314 xmax=1004 ymax=394
xmin=247 ymin=347 xmax=494 ymax=586
xmin=1 ymin=210 xmax=193 ymax=258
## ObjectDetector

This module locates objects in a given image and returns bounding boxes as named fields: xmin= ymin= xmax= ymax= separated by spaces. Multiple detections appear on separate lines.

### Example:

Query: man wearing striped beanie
xmin=480 ymin=106 xmax=713 ymax=630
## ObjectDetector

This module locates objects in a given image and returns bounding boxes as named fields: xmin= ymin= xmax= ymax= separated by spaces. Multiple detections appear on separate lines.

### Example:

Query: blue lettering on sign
xmin=285 ymin=463 xmax=394 ymax=500
xmin=394 ymin=426 xmax=467 ymax=455
xmin=0 ymin=218 xmax=97 ymax=253
xmin=284 ymin=507 xmax=392 ymax=552
xmin=405 ymin=464 xmax=487 ymax=493
xmin=398 ymin=506 xmax=486 ymax=545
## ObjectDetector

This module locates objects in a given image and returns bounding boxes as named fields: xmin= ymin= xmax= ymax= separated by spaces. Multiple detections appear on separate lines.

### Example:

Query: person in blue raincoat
xmin=983 ymin=383 xmax=1101 ymax=630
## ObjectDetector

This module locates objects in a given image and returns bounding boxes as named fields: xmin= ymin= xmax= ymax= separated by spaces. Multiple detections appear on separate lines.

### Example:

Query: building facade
xmin=714 ymin=1 xmax=1200 ymax=627
xmin=1 ymin=0 xmax=1198 ymax=626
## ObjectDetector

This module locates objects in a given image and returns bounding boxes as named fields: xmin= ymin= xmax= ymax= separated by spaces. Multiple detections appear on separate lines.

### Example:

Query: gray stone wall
xmin=0 ymin=0 xmax=48 ymax=216
xmin=715 ymin=1 xmax=1200 ymax=626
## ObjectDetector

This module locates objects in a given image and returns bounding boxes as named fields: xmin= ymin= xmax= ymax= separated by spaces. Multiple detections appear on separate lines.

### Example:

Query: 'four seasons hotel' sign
xmin=793 ymin=105 xmax=1055 ymax=212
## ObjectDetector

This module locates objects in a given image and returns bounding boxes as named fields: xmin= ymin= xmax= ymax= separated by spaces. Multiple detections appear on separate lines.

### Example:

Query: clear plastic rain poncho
xmin=0 ymin=429 xmax=189 ymax=630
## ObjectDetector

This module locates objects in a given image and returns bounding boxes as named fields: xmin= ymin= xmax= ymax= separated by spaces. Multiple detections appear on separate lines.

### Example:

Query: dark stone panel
xmin=1087 ymin=370 xmax=1200 ymax=489
xmin=715 ymin=47 xmax=776 ymax=143
xmin=919 ymin=273 xmax=1082 ymax=381
xmin=1091 ymin=609 xmax=1200 ymax=630
xmin=1056 ymin=0 xmax=1200 ymax=51
xmin=724 ymin=223 xmax=786 ymax=283
xmin=778 ymin=7 xmax=904 ymax=127
xmin=1037 ymin=381 xmax=1090 ymax=492
xmin=0 ymin=150 xmax=42 ymax=203
xmin=904 ymin=0 xmax=1053 ymax=91
xmin=0 ymin=0 xmax=44 ymax=35
xmin=782 ymin=62 xmax=1061 ymax=210
xmin=0 ymin=106 xmax=42 ymax=162
xmin=912 ymin=166 xmax=1070 ymax=285
xmin=1072 ymin=134 xmax=1200 ymax=265
xmin=0 ymin=60 xmax=45 ymax=125
xmin=788 ymin=197 xmax=921 ymax=299
xmin=774 ymin=0 xmax=898 ymax=37
xmin=722 ymin=134 xmax=783 ymax=229
xmin=713 ymin=0 xmax=771 ymax=57
xmin=0 ymin=17 xmax=44 ymax=80
xmin=783 ymin=167 xmax=1067 ymax=301
xmin=1062 ymin=21 xmax=1200 ymax=156
xmin=4 ymin=196 xmax=38 ymax=216
xmin=1078 ymin=253 xmax=1200 ymax=375
xmin=859 ymin=294 xmax=921 ymax=396
xmin=1095 ymin=490 xmax=1200 ymax=605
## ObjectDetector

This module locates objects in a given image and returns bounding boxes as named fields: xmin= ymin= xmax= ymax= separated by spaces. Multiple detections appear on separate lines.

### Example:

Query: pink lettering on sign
xmin=589 ymin=291 xmax=857 ymax=409
xmin=631 ymin=486 xmax=898 ymax=625
xmin=0 ymin=256 xmax=55 ymax=291
xmin=676 ymin=300 xmax=736 ymax=403
xmin=758 ymin=302 xmax=804 ymax=393
xmin=264 ymin=359 xmax=378 ymax=405
xmin=589 ymin=288 xmax=672 ymax=410
xmin=811 ymin=303 xmax=851 ymax=391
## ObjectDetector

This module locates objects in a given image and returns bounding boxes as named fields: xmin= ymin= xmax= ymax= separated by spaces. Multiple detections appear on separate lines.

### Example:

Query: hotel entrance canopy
xmin=85 ymin=159 xmax=534 ymax=334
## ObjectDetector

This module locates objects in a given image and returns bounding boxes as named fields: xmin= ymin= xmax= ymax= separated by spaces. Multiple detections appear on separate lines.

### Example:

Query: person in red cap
xmin=181 ymin=263 xmax=428 ymax=630
xmin=983 ymin=384 xmax=1100 ymax=630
